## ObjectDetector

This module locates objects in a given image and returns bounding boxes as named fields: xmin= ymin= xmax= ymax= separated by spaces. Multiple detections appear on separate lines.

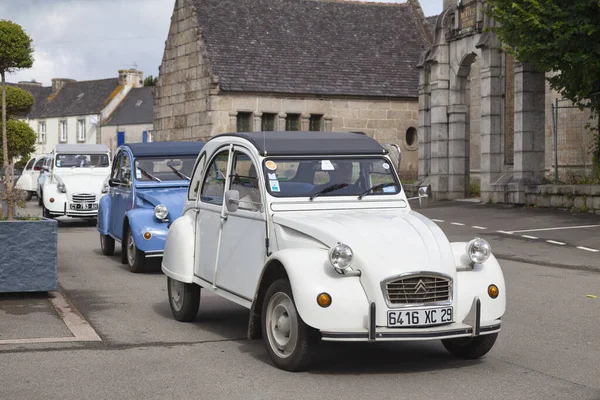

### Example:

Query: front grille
xmin=71 ymin=193 xmax=96 ymax=203
xmin=383 ymin=273 xmax=451 ymax=305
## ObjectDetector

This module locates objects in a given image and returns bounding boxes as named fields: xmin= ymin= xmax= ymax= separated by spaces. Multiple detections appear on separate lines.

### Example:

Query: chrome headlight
xmin=328 ymin=242 xmax=353 ymax=273
xmin=57 ymin=182 xmax=66 ymax=193
xmin=154 ymin=204 xmax=168 ymax=220
xmin=101 ymin=182 xmax=109 ymax=193
xmin=466 ymin=237 xmax=491 ymax=264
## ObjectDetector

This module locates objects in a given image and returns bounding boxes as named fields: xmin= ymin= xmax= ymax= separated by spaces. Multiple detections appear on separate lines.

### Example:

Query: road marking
xmin=521 ymin=235 xmax=539 ymax=240
xmin=497 ymin=230 xmax=513 ymax=235
xmin=432 ymin=219 xmax=444 ymax=223
xmin=472 ymin=226 xmax=487 ymax=230
xmin=0 ymin=290 xmax=101 ymax=346
xmin=506 ymin=224 xmax=600 ymax=234
xmin=577 ymin=246 xmax=600 ymax=253
xmin=546 ymin=240 xmax=566 ymax=246
xmin=450 ymin=222 xmax=465 ymax=226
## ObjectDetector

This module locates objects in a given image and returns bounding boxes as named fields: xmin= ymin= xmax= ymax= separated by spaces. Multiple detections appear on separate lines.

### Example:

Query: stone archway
xmin=417 ymin=0 xmax=546 ymax=203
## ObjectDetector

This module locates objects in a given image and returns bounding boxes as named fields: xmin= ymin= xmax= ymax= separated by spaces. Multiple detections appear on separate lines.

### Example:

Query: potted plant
xmin=0 ymin=19 xmax=57 ymax=293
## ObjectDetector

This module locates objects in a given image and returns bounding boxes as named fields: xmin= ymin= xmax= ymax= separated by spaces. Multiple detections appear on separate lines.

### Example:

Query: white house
xmin=11 ymin=69 xmax=145 ymax=157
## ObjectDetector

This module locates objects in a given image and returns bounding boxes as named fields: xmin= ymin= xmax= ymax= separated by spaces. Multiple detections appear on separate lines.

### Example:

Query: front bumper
xmin=46 ymin=200 xmax=98 ymax=218
xmin=320 ymin=297 xmax=501 ymax=342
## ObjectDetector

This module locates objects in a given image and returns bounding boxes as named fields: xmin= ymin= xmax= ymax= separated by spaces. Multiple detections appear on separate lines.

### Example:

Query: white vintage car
xmin=15 ymin=154 xmax=49 ymax=200
xmin=41 ymin=144 xmax=111 ymax=220
xmin=162 ymin=131 xmax=506 ymax=371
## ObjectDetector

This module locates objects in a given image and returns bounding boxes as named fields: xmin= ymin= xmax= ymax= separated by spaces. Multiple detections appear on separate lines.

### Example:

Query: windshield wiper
xmin=309 ymin=183 xmax=348 ymax=200
xmin=138 ymin=167 xmax=162 ymax=182
xmin=167 ymin=165 xmax=190 ymax=180
xmin=357 ymin=182 xmax=396 ymax=199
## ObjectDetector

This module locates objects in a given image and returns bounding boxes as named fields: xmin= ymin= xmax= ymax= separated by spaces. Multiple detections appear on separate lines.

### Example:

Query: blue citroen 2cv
xmin=97 ymin=141 xmax=204 ymax=272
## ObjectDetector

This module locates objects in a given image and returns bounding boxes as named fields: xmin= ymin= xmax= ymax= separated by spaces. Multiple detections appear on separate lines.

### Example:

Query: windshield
xmin=135 ymin=156 xmax=197 ymax=182
xmin=262 ymin=157 xmax=401 ymax=198
xmin=55 ymin=153 xmax=110 ymax=168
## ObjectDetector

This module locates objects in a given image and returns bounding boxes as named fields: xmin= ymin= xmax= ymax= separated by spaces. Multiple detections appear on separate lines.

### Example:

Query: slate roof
xmin=104 ymin=87 xmax=154 ymax=126
xmin=124 ymin=141 xmax=205 ymax=157
xmin=11 ymin=78 xmax=121 ymax=119
xmin=212 ymin=131 xmax=388 ymax=156
xmin=189 ymin=0 xmax=429 ymax=98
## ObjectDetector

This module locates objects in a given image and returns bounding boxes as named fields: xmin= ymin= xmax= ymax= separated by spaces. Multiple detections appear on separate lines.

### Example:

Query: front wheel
xmin=125 ymin=229 xmax=146 ymax=273
xmin=167 ymin=277 xmax=200 ymax=322
xmin=261 ymin=278 xmax=320 ymax=371
xmin=441 ymin=332 xmax=498 ymax=359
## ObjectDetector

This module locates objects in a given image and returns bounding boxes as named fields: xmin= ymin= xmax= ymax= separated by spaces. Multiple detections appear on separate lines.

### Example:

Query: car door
xmin=214 ymin=146 xmax=267 ymax=301
xmin=195 ymin=146 xmax=231 ymax=283
xmin=31 ymin=157 xmax=45 ymax=190
xmin=111 ymin=151 xmax=133 ymax=240
xmin=108 ymin=151 xmax=123 ymax=237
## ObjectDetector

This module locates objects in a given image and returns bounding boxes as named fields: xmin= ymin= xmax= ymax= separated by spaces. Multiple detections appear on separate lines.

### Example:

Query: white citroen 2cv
xmin=162 ymin=131 xmax=505 ymax=371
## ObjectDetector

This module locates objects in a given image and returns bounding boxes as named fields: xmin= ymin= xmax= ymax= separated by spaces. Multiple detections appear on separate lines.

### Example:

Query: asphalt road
xmin=1 ymin=199 xmax=599 ymax=400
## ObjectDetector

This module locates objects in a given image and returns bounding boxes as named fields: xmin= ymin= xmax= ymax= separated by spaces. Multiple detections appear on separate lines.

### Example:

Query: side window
xmin=200 ymin=149 xmax=230 ymax=206
xmin=188 ymin=153 xmax=206 ymax=201
xmin=33 ymin=158 xmax=45 ymax=171
xmin=111 ymin=152 xmax=122 ymax=180
xmin=230 ymin=151 xmax=261 ymax=212
xmin=121 ymin=153 xmax=132 ymax=186
xmin=25 ymin=159 xmax=35 ymax=171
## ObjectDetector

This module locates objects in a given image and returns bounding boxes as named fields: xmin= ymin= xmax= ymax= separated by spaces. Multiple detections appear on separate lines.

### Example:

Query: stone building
xmin=153 ymin=0 xmax=433 ymax=179
xmin=418 ymin=0 xmax=596 ymax=201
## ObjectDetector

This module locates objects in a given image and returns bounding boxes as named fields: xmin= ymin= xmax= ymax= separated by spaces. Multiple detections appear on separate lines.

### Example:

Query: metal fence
xmin=551 ymin=98 xmax=597 ymax=183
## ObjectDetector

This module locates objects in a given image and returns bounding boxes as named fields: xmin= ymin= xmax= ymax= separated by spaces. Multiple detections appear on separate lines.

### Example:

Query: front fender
xmin=97 ymin=194 xmax=111 ymax=235
xmin=43 ymin=184 xmax=67 ymax=212
xmin=264 ymin=248 xmax=369 ymax=331
xmin=451 ymin=242 xmax=506 ymax=324
xmin=161 ymin=212 xmax=195 ymax=283
xmin=126 ymin=208 xmax=170 ymax=253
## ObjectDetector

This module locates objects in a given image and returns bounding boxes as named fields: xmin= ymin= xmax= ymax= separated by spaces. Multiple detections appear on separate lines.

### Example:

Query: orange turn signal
xmin=488 ymin=284 xmax=499 ymax=299
xmin=49 ymin=198 xmax=55 ymax=203
xmin=316 ymin=293 xmax=332 ymax=308
xmin=143 ymin=232 xmax=152 ymax=240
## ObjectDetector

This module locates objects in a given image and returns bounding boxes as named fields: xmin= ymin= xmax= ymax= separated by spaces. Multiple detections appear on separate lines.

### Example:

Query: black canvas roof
xmin=124 ymin=141 xmax=205 ymax=158
xmin=189 ymin=0 xmax=428 ymax=98
xmin=212 ymin=131 xmax=389 ymax=156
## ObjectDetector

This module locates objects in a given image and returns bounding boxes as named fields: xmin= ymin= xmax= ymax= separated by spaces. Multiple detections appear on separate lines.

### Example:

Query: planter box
xmin=0 ymin=218 xmax=58 ymax=293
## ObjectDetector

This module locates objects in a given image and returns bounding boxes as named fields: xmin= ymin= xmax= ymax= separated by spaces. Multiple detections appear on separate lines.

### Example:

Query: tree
xmin=0 ymin=119 xmax=36 ymax=165
xmin=485 ymin=0 xmax=600 ymax=176
xmin=0 ymin=19 xmax=34 ymax=219
xmin=144 ymin=75 xmax=157 ymax=86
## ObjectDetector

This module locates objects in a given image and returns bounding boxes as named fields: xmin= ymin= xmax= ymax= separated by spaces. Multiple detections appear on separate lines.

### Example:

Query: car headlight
xmin=101 ymin=182 xmax=109 ymax=193
xmin=466 ymin=237 xmax=491 ymax=264
xmin=328 ymin=242 xmax=353 ymax=273
xmin=57 ymin=182 xmax=66 ymax=193
xmin=154 ymin=204 xmax=168 ymax=220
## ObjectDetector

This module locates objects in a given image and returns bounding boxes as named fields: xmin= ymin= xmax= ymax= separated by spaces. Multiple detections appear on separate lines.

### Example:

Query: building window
xmin=406 ymin=127 xmax=417 ymax=147
xmin=285 ymin=114 xmax=301 ymax=131
xmin=59 ymin=120 xmax=67 ymax=142
xmin=261 ymin=113 xmax=277 ymax=131
xmin=38 ymin=121 xmax=46 ymax=144
xmin=77 ymin=119 xmax=86 ymax=142
xmin=309 ymin=114 xmax=323 ymax=131
xmin=236 ymin=112 xmax=253 ymax=132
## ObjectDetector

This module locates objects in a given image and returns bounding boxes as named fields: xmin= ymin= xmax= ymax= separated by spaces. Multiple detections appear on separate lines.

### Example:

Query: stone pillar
xmin=301 ymin=113 xmax=311 ymax=131
xmin=418 ymin=68 xmax=431 ymax=180
xmin=229 ymin=111 xmax=238 ymax=132
xmin=324 ymin=117 xmax=333 ymax=132
xmin=277 ymin=112 xmax=287 ymax=131
xmin=253 ymin=112 xmax=263 ymax=132
xmin=429 ymin=63 xmax=451 ymax=199
xmin=513 ymin=62 xmax=546 ymax=186
xmin=447 ymin=104 xmax=469 ymax=198
xmin=479 ymin=45 xmax=504 ymax=202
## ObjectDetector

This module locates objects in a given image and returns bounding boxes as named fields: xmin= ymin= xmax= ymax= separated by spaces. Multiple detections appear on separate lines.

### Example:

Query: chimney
xmin=52 ymin=78 xmax=76 ymax=93
xmin=118 ymin=69 xmax=144 ymax=88
xmin=18 ymin=79 xmax=43 ymax=87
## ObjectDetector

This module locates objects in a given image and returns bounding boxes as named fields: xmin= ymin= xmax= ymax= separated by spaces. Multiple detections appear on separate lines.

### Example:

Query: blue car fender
xmin=97 ymin=194 xmax=111 ymax=235
xmin=125 ymin=208 xmax=169 ymax=253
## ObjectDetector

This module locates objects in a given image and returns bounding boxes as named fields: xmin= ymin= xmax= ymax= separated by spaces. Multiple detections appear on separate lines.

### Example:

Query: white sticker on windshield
xmin=383 ymin=186 xmax=396 ymax=193
xmin=268 ymin=173 xmax=277 ymax=180
xmin=269 ymin=180 xmax=280 ymax=192
xmin=136 ymin=169 xmax=142 ymax=179
xmin=382 ymin=162 xmax=390 ymax=169
xmin=321 ymin=160 xmax=334 ymax=170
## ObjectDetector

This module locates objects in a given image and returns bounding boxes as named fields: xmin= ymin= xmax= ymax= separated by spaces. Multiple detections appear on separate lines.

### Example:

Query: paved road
xmin=1 ymin=200 xmax=599 ymax=399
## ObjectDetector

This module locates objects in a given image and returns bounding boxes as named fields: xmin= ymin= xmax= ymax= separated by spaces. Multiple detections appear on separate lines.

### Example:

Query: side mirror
xmin=108 ymin=178 xmax=119 ymax=187
xmin=224 ymin=189 xmax=240 ymax=212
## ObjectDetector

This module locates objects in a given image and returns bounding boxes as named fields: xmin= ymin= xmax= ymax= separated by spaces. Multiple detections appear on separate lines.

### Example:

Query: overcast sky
xmin=0 ymin=0 xmax=443 ymax=87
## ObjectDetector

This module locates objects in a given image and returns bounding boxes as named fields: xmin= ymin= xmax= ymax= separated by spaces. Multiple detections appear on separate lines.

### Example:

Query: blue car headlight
xmin=154 ymin=204 xmax=168 ymax=220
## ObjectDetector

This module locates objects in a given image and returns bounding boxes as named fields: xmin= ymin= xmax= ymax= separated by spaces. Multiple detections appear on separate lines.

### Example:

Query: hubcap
xmin=265 ymin=292 xmax=298 ymax=359
xmin=169 ymin=278 xmax=184 ymax=311
xmin=127 ymin=233 xmax=136 ymax=266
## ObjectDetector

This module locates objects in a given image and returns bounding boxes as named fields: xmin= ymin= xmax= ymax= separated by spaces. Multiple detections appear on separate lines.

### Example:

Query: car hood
xmin=52 ymin=170 xmax=109 ymax=195
xmin=273 ymin=209 xmax=457 ymax=279
xmin=135 ymin=187 xmax=188 ymax=220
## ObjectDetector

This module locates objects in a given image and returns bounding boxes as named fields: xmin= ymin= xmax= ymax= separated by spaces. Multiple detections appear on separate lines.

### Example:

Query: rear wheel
xmin=167 ymin=277 xmax=201 ymax=322
xmin=100 ymin=234 xmax=115 ymax=256
xmin=24 ymin=191 xmax=33 ymax=201
xmin=441 ymin=333 xmax=498 ymax=359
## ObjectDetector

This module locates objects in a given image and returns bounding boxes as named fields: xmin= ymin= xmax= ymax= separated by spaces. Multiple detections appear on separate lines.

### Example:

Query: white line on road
xmin=506 ymin=224 xmax=600 ymax=234
xmin=522 ymin=235 xmax=539 ymax=240
xmin=472 ymin=226 xmax=487 ymax=230
xmin=546 ymin=240 xmax=566 ymax=246
xmin=432 ymin=219 xmax=444 ymax=223
xmin=497 ymin=230 xmax=514 ymax=235
xmin=451 ymin=222 xmax=465 ymax=226
xmin=577 ymin=246 xmax=600 ymax=253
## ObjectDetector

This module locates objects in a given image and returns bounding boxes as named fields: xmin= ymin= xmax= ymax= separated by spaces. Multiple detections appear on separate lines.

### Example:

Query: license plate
xmin=70 ymin=203 xmax=98 ymax=210
xmin=387 ymin=307 xmax=453 ymax=327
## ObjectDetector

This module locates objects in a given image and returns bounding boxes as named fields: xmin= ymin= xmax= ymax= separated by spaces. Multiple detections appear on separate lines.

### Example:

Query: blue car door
xmin=111 ymin=151 xmax=133 ymax=240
